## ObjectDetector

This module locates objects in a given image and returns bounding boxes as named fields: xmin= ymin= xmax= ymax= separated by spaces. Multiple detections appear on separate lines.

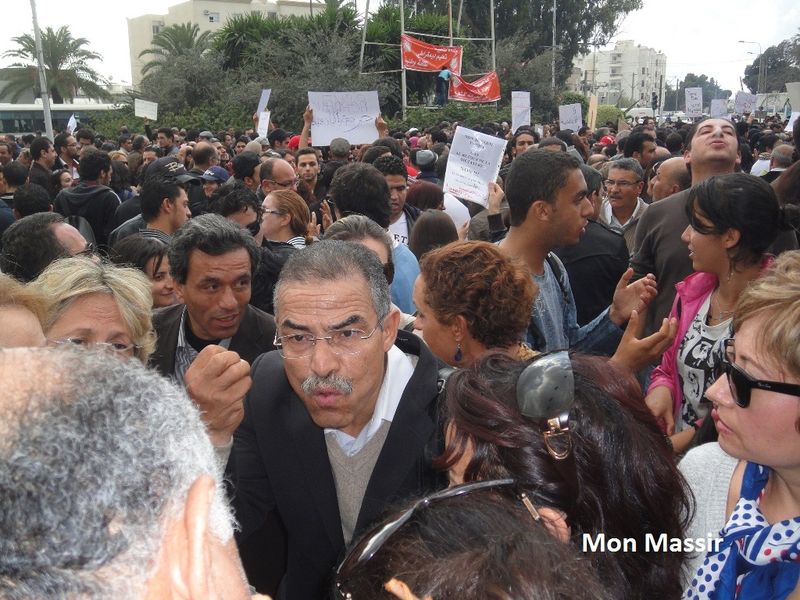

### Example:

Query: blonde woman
xmin=31 ymin=257 xmax=156 ymax=363
xmin=260 ymin=190 xmax=313 ymax=248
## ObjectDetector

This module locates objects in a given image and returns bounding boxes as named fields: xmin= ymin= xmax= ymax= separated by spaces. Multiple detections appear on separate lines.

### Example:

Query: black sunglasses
xmin=715 ymin=338 xmax=800 ymax=408
xmin=334 ymin=478 xmax=540 ymax=598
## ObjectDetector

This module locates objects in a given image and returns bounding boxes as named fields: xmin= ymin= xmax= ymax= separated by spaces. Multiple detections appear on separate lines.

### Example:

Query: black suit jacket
xmin=149 ymin=303 xmax=276 ymax=376
xmin=230 ymin=331 xmax=446 ymax=599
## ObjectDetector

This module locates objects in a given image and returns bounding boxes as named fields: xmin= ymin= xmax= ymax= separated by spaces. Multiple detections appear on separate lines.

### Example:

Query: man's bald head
xmin=651 ymin=156 xmax=691 ymax=201
xmin=770 ymin=144 xmax=794 ymax=169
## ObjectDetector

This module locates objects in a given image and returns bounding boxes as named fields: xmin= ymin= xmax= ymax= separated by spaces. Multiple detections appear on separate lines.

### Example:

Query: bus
xmin=0 ymin=102 xmax=119 ymax=136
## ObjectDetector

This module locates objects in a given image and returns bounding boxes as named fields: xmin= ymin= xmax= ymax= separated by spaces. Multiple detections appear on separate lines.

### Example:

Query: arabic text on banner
xmin=400 ymin=34 xmax=462 ymax=75
xmin=448 ymin=72 xmax=501 ymax=103
xmin=308 ymin=90 xmax=380 ymax=147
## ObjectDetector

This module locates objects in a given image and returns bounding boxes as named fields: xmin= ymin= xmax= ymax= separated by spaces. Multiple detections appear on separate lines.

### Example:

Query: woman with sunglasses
xmin=683 ymin=251 xmax=800 ymax=600
xmin=645 ymin=173 xmax=800 ymax=454
xmin=438 ymin=352 xmax=691 ymax=600
xmin=259 ymin=189 xmax=314 ymax=249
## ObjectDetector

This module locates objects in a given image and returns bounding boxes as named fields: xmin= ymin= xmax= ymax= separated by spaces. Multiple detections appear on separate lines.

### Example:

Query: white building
xmin=128 ymin=0 xmax=325 ymax=86
xmin=569 ymin=40 xmax=667 ymax=110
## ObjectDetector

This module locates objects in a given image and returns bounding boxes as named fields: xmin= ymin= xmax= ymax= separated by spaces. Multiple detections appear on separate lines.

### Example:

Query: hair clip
xmin=516 ymin=351 xmax=575 ymax=460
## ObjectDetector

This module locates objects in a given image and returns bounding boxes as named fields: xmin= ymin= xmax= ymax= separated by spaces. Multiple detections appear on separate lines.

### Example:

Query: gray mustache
xmin=302 ymin=374 xmax=354 ymax=395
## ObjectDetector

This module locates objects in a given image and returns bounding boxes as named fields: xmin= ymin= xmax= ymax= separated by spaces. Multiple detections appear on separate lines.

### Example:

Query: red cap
xmin=599 ymin=135 xmax=615 ymax=146
xmin=287 ymin=135 xmax=301 ymax=151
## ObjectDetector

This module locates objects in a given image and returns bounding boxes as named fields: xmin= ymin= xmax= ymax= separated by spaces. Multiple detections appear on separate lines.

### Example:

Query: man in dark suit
xmin=229 ymin=241 xmax=445 ymax=599
xmin=149 ymin=213 xmax=276 ymax=448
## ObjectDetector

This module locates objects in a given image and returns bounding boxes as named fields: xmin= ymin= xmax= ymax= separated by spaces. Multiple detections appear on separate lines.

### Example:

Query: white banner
xmin=558 ymin=103 xmax=583 ymax=132
xmin=710 ymin=99 xmax=727 ymax=118
xmin=257 ymin=111 xmax=270 ymax=138
xmin=511 ymin=91 xmax=531 ymax=133
xmin=308 ymin=90 xmax=380 ymax=146
xmin=734 ymin=91 xmax=756 ymax=115
xmin=685 ymin=87 xmax=703 ymax=118
xmin=443 ymin=126 xmax=507 ymax=207
xmin=256 ymin=89 xmax=271 ymax=115
xmin=134 ymin=98 xmax=158 ymax=120
xmin=786 ymin=112 xmax=800 ymax=133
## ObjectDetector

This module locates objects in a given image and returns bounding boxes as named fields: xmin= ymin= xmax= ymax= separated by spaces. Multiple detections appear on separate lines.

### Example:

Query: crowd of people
xmin=0 ymin=108 xmax=799 ymax=600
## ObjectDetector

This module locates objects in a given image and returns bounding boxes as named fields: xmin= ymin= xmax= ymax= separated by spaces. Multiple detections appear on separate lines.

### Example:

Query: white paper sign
xmin=710 ymin=99 xmax=727 ymax=118
xmin=443 ymin=126 xmax=507 ymax=206
xmin=787 ymin=112 xmax=800 ymax=132
xmin=558 ymin=103 xmax=583 ymax=132
xmin=134 ymin=98 xmax=158 ymax=120
xmin=256 ymin=89 xmax=271 ymax=115
xmin=257 ymin=111 xmax=270 ymax=138
xmin=308 ymin=91 xmax=380 ymax=147
xmin=685 ymin=87 xmax=703 ymax=118
xmin=734 ymin=91 xmax=757 ymax=115
xmin=511 ymin=91 xmax=531 ymax=134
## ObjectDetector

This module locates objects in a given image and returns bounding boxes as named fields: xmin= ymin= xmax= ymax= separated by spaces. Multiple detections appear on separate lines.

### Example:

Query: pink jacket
xmin=648 ymin=257 xmax=774 ymax=420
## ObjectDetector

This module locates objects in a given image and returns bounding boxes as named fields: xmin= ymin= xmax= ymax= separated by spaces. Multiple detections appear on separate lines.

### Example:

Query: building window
xmin=267 ymin=11 xmax=278 ymax=19
xmin=641 ymin=67 xmax=646 ymax=75
xmin=208 ymin=12 xmax=220 ymax=22
xmin=641 ymin=80 xmax=645 ymax=88
xmin=152 ymin=21 xmax=164 ymax=36
xmin=640 ymin=93 xmax=645 ymax=100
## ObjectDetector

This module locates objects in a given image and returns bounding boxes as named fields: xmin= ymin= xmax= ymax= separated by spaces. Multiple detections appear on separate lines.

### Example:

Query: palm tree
xmin=1 ymin=25 xmax=111 ymax=103
xmin=139 ymin=23 xmax=212 ymax=77
xmin=212 ymin=12 xmax=279 ymax=71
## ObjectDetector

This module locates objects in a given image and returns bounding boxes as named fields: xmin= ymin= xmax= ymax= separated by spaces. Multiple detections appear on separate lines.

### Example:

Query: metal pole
xmin=456 ymin=0 xmax=464 ymax=36
xmin=400 ymin=0 xmax=407 ymax=120
xmin=489 ymin=0 xmax=496 ymax=73
xmin=358 ymin=0 xmax=369 ymax=73
xmin=447 ymin=0 xmax=453 ymax=46
xmin=551 ymin=0 xmax=556 ymax=93
xmin=30 ymin=0 xmax=53 ymax=140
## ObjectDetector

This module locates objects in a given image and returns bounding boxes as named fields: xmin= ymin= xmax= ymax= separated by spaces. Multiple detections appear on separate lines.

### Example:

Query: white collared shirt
xmin=601 ymin=196 xmax=648 ymax=232
xmin=324 ymin=344 xmax=417 ymax=456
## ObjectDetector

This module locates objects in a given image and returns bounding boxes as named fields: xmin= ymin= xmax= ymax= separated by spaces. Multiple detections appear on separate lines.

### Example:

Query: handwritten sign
xmin=734 ymin=91 xmax=756 ymax=115
xmin=558 ymin=103 xmax=582 ymax=132
xmin=134 ymin=98 xmax=158 ymax=120
xmin=308 ymin=91 xmax=380 ymax=147
xmin=257 ymin=110 xmax=270 ymax=138
xmin=256 ymin=89 xmax=271 ymax=114
xmin=710 ymin=99 xmax=727 ymax=118
xmin=511 ymin=91 xmax=531 ymax=133
xmin=685 ymin=87 xmax=703 ymax=118
xmin=443 ymin=126 xmax=506 ymax=206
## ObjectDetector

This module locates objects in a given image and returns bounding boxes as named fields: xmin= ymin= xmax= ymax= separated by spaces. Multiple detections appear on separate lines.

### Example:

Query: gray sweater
xmin=678 ymin=442 xmax=738 ymax=584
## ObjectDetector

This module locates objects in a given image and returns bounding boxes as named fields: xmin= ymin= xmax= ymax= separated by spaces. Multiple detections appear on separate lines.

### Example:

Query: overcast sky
xmin=2 ymin=0 xmax=798 ymax=92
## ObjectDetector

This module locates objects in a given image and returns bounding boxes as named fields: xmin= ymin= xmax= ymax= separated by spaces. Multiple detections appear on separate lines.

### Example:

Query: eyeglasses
xmin=714 ymin=338 xmax=800 ymax=408
xmin=274 ymin=321 xmax=383 ymax=359
xmin=267 ymin=178 xmax=299 ymax=189
xmin=262 ymin=208 xmax=285 ymax=216
xmin=47 ymin=337 xmax=140 ymax=355
xmin=516 ymin=351 xmax=575 ymax=460
xmin=333 ymin=478 xmax=539 ymax=599
xmin=603 ymin=179 xmax=641 ymax=189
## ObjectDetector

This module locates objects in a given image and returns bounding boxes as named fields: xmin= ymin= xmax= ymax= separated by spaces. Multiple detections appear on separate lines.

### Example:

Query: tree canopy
xmin=1 ymin=25 xmax=110 ymax=103
xmin=743 ymin=32 xmax=800 ymax=94
xmin=139 ymin=23 xmax=212 ymax=77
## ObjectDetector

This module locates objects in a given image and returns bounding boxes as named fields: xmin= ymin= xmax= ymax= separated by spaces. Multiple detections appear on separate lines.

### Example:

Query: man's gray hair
xmin=0 ymin=347 xmax=234 ymax=598
xmin=273 ymin=240 xmax=391 ymax=320
xmin=608 ymin=157 xmax=644 ymax=180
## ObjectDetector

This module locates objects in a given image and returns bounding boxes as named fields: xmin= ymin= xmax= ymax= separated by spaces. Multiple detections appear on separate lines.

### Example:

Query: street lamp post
xmin=738 ymin=40 xmax=763 ymax=94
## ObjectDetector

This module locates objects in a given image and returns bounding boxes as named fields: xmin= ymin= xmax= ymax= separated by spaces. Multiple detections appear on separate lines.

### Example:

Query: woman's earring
xmin=453 ymin=342 xmax=463 ymax=363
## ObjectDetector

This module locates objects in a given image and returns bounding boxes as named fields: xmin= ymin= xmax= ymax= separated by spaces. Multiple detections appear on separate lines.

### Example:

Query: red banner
xmin=448 ymin=71 xmax=501 ymax=103
xmin=400 ymin=34 xmax=462 ymax=75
